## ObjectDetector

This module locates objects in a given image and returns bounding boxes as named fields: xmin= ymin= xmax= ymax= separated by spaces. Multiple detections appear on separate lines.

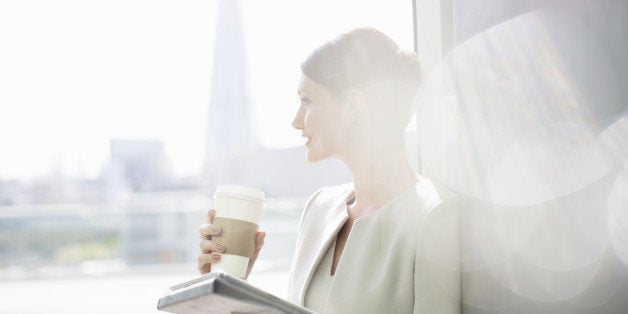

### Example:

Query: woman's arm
xmin=287 ymin=187 xmax=326 ymax=302
xmin=413 ymin=197 xmax=462 ymax=314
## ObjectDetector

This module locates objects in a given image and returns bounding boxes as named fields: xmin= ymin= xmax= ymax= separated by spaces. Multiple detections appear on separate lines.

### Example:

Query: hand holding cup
xmin=197 ymin=185 xmax=266 ymax=279
xmin=198 ymin=209 xmax=266 ymax=278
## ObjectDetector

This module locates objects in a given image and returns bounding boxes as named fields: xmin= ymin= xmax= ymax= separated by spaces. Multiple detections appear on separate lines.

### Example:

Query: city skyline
xmin=0 ymin=0 xmax=413 ymax=181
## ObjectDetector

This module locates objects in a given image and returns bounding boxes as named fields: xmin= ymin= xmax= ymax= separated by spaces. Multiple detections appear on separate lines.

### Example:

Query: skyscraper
xmin=205 ymin=0 xmax=255 ymax=163
xmin=204 ymin=0 xmax=352 ymax=196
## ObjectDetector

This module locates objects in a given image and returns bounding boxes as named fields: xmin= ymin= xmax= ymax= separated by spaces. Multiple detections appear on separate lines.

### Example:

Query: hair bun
xmin=302 ymin=27 xmax=421 ymax=92
xmin=396 ymin=50 xmax=422 ymax=85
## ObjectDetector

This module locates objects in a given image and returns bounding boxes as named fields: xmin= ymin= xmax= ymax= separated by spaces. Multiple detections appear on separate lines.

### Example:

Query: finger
xmin=198 ymin=253 xmax=221 ymax=265
xmin=197 ymin=253 xmax=222 ymax=266
xmin=206 ymin=209 xmax=215 ymax=224
xmin=198 ymin=223 xmax=222 ymax=237
xmin=197 ymin=253 xmax=215 ymax=274
xmin=211 ymin=253 xmax=221 ymax=263
xmin=251 ymin=231 xmax=266 ymax=260
xmin=197 ymin=253 xmax=213 ymax=265
xmin=199 ymin=239 xmax=226 ymax=254
xmin=199 ymin=262 xmax=211 ymax=274
xmin=255 ymin=231 xmax=266 ymax=249
xmin=246 ymin=232 xmax=265 ymax=279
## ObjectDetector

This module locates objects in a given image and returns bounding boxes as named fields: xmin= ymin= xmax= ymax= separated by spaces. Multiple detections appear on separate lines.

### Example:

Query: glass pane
xmin=0 ymin=0 xmax=415 ymax=312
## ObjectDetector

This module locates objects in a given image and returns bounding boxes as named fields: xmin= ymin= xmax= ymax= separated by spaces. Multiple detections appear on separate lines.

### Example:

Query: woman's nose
xmin=291 ymin=106 xmax=304 ymax=130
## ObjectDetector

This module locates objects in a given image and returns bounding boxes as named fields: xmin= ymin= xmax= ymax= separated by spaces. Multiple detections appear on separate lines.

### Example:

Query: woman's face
xmin=292 ymin=74 xmax=350 ymax=162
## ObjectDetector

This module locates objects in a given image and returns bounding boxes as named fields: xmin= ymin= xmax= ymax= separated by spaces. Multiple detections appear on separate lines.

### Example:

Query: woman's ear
xmin=346 ymin=89 xmax=366 ymax=123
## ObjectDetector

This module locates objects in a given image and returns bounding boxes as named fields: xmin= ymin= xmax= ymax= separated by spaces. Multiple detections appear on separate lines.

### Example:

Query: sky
xmin=0 ymin=0 xmax=413 ymax=180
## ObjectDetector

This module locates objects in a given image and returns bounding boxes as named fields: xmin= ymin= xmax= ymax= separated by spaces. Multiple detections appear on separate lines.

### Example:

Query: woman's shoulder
xmin=387 ymin=178 xmax=442 ymax=216
xmin=296 ymin=182 xmax=353 ymax=227
xmin=414 ymin=177 xmax=443 ymax=210
xmin=303 ymin=182 xmax=352 ymax=215
xmin=309 ymin=182 xmax=354 ymax=205
xmin=379 ymin=178 xmax=450 ymax=233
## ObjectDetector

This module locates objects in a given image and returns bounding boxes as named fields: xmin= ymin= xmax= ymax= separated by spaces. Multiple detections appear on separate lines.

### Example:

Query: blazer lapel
xmin=298 ymin=199 xmax=349 ymax=304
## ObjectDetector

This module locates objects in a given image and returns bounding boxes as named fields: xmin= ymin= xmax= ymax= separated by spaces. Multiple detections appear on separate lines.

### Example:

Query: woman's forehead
xmin=297 ymin=74 xmax=327 ymax=96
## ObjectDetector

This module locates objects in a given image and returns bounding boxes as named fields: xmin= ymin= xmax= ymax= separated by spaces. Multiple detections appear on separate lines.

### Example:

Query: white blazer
xmin=287 ymin=180 xmax=461 ymax=314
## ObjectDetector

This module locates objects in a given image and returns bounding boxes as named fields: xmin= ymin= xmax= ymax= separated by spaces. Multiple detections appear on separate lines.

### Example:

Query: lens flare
xmin=417 ymin=6 xmax=628 ymax=311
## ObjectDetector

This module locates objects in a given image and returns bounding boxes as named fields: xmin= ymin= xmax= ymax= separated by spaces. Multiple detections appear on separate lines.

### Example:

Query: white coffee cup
xmin=211 ymin=185 xmax=265 ymax=278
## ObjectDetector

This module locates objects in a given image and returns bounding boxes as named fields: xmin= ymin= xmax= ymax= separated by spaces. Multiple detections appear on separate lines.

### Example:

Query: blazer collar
xmin=298 ymin=189 xmax=352 ymax=304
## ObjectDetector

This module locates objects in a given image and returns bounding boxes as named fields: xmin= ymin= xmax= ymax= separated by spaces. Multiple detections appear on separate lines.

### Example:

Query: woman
xmin=198 ymin=28 xmax=460 ymax=313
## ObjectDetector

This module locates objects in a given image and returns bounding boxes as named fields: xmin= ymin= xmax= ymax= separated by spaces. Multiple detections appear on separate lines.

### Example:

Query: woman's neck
xmin=342 ymin=148 xmax=419 ymax=219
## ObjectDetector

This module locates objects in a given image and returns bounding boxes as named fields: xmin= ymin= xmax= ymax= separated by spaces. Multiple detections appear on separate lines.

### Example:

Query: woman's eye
xmin=300 ymin=97 xmax=311 ymax=105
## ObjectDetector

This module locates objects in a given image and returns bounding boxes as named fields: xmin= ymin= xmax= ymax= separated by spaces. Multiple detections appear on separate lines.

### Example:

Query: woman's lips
xmin=302 ymin=134 xmax=311 ymax=146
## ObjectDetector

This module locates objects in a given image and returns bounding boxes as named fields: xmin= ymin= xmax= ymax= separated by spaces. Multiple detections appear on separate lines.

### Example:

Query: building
xmin=204 ymin=0 xmax=352 ymax=197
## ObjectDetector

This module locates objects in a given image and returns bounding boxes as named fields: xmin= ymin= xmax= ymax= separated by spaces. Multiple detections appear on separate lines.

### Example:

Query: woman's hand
xmin=197 ymin=209 xmax=224 ymax=274
xmin=197 ymin=209 xmax=266 ymax=279
xmin=247 ymin=229 xmax=266 ymax=279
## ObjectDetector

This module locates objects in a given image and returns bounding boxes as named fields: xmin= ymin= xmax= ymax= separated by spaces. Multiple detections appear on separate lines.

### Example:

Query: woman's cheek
xmin=303 ymin=111 xmax=313 ymax=129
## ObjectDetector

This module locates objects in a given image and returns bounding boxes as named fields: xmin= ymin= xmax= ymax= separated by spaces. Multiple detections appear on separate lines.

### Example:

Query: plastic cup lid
xmin=213 ymin=185 xmax=265 ymax=203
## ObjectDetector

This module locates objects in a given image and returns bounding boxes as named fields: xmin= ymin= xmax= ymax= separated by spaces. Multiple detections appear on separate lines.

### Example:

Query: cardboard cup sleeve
xmin=212 ymin=217 xmax=259 ymax=258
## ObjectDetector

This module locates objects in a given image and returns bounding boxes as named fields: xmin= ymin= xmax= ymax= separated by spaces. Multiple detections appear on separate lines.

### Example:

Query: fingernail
xmin=212 ymin=254 xmax=221 ymax=262
xmin=212 ymin=225 xmax=220 ymax=233
xmin=215 ymin=243 xmax=225 ymax=252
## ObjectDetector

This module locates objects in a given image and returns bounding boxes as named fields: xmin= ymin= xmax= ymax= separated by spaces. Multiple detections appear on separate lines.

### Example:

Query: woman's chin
xmin=305 ymin=153 xmax=319 ymax=163
xmin=305 ymin=150 xmax=323 ymax=163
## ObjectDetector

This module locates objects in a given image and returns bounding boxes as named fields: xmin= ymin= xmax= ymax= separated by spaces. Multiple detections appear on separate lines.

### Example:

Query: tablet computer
xmin=157 ymin=271 xmax=314 ymax=314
